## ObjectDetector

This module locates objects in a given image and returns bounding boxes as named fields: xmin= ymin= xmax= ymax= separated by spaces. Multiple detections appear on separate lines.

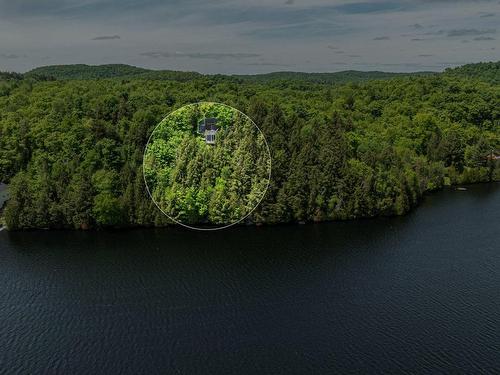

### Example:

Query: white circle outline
xmin=142 ymin=101 xmax=272 ymax=231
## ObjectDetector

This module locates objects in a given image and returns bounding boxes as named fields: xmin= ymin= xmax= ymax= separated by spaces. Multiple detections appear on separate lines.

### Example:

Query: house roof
xmin=199 ymin=117 xmax=218 ymax=131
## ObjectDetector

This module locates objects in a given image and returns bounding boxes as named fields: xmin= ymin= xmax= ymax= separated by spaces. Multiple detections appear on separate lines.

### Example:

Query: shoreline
xmin=2 ymin=181 xmax=498 ymax=233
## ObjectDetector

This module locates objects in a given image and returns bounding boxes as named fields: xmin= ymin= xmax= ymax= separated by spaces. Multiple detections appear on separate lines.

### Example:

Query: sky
xmin=0 ymin=0 xmax=498 ymax=74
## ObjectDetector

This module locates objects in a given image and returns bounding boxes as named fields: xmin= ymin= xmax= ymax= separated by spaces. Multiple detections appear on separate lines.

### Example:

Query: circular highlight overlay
xmin=143 ymin=102 xmax=272 ymax=230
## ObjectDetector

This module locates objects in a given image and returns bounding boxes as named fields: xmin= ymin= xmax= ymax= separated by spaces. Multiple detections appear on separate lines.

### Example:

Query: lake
xmin=0 ymin=183 xmax=499 ymax=374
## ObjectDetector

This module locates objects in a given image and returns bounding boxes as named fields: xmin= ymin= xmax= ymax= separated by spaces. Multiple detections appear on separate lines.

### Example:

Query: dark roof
xmin=198 ymin=117 xmax=218 ymax=132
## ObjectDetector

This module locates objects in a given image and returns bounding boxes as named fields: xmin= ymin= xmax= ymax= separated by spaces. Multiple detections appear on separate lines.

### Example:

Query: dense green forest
xmin=144 ymin=102 xmax=271 ymax=227
xmin=235 ymin=70 xmax=434 ymax=84
xmin=26 ymin=64 xmax=151 ymax=80
xmin=25 ymin=63 xmax=431 ymax=84
xmin=26 ymin=64 xmax=202 ymax=82
xmin=0 ymin=62 xmax=498 ymax=229
xmin=444 ymin=62 xmax=500 ymax=84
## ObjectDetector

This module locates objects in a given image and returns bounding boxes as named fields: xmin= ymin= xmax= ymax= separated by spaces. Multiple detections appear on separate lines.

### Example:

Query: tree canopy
xmin=143 ymin=102 xmax=271 ymax=227
xmin=0 ymin=62 xmax=498 ymax=229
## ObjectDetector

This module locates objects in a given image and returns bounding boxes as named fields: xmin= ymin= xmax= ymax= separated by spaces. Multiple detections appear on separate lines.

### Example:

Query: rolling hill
xmin=24 ymin=64 xmax=435 ymax=84
xmin=20 ymin=61 xmax=500 ymax=85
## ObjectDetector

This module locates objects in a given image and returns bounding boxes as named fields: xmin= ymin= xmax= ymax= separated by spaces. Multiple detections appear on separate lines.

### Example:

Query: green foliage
xmin=1 ymin=62 xmax=499 ymax=229
xmin=445 ymin=62 xmax=500 ymax=84
xmin=25 ymin=64 xmax=150 ymax=80
xmin=25 ymin=64 xmax=434 ymax=84
xmin=92 ymin=192 xmax=123 ymax=226
xmin=144 ymin=103 xmax=271 ymax=226
xmin=235 ymin=70 xmax=435 ymax=85
xmin=25 ymin=64 xmax=203 ymax=82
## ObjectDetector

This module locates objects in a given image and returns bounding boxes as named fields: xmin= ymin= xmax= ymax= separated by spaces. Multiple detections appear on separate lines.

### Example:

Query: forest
xmin=143 ymin=102 xmax=271 ymax=227
xmin=0 ymin=62 xmax=498 ymax=229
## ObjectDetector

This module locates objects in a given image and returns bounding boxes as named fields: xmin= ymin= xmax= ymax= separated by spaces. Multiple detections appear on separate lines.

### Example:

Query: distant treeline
xmin=24 ymin=63 xmax=434 ymax=84
xmin=25 ymin=64 xmax=202 ymax=82
xmin=0 ymin=72 xmax=23 ymax=81
xmin=445 ymin=62 xmax=500 ymax=84
xmin=0 ymin=62 xmax=498 ymax=229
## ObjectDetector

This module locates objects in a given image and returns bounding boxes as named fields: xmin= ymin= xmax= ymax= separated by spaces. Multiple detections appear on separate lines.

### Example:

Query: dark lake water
xmin=1 ymin=184 xmax=499 ymax=374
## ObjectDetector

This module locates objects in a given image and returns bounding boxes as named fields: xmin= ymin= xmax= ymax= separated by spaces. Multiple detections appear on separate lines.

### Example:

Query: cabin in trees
xmin=198 ymin=118 xmax=219 ymax=145
xmin=486 ymin=150 xmax=500 ymax=161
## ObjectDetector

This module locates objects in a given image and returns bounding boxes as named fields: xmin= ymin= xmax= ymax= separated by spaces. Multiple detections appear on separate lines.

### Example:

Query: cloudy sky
xmin=0 ymin=0 xmax=498 ymax=74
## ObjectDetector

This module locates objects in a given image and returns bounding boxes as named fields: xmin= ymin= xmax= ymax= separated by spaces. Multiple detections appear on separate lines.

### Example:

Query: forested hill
xmin=22 ymin=62 xmax=499 ymax=84
xmin=444 ymin=62 xmax=500 ymax=84
xmin=26 ymin=64 xmax=150 ymax=80
xmin=0 ymin=61 xmax=498 ymax=230
xmin=24 ymin=64 xmax=433 ymax=83
xmin=25 ymin=64 xmax=202 ymax=82
xmin=233 ymin=70 xmax=434 ymax=84
xmin=0 ymin=72 xmax=23 ymax=81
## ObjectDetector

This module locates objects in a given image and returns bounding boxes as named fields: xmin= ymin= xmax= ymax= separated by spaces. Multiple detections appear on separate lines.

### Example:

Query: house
xmin=198 ymin=117 xmax=219 ymax=145
xmin=485 ymin=150 xmax=500 ymax=161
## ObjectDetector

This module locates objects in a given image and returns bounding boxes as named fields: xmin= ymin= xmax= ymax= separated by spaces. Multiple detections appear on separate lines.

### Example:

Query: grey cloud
xmin=92 ymin=35 xmax=120 ymax=40
xmin=192 ymin=2 xmax=414 ymax=34
xmin=0 ymin=53 xmax=21 ymax=59
xmin=0 ymin=0 xmax=408 ymax=21
xmin=242 ymin=21 xmax=353 ymax=39
xmin=345 ymin=61 xmax=453 ymax=70
xmin=0 ymin=0 xmax=66 ymax=17
xmin=140 ymin=51 xmax=260 ymax=60
xmin=0 ymin=0 xmax=197 ymax=23
xmin=473 ymin=36 xmax=496 ymax=40
xmin=447 ymin=28 xmax=496 ymax=37
xmin=418 ymin=54 xmax=434 ymax=57
xmin=417 ymin=0 xmax=497 ymax=2
xmin=244 ymin=62 xmax=290 ymax=66
xmin=1 ymin=0 xmax=499 ymax=74
xmin=436 ymin=61 xmax=469 ymax=66
xmin=423 ymin=30 xmax=445 ymax=35
xmin=377 ymin=62 xmax=428 ymax=67
xmin=333 ymin=2 xmax=405 ymax=14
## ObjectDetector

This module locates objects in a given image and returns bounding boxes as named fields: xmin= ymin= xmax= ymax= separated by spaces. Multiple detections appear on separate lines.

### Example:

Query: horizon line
xmin=4 ymin=61 xmax=496 ymax=76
